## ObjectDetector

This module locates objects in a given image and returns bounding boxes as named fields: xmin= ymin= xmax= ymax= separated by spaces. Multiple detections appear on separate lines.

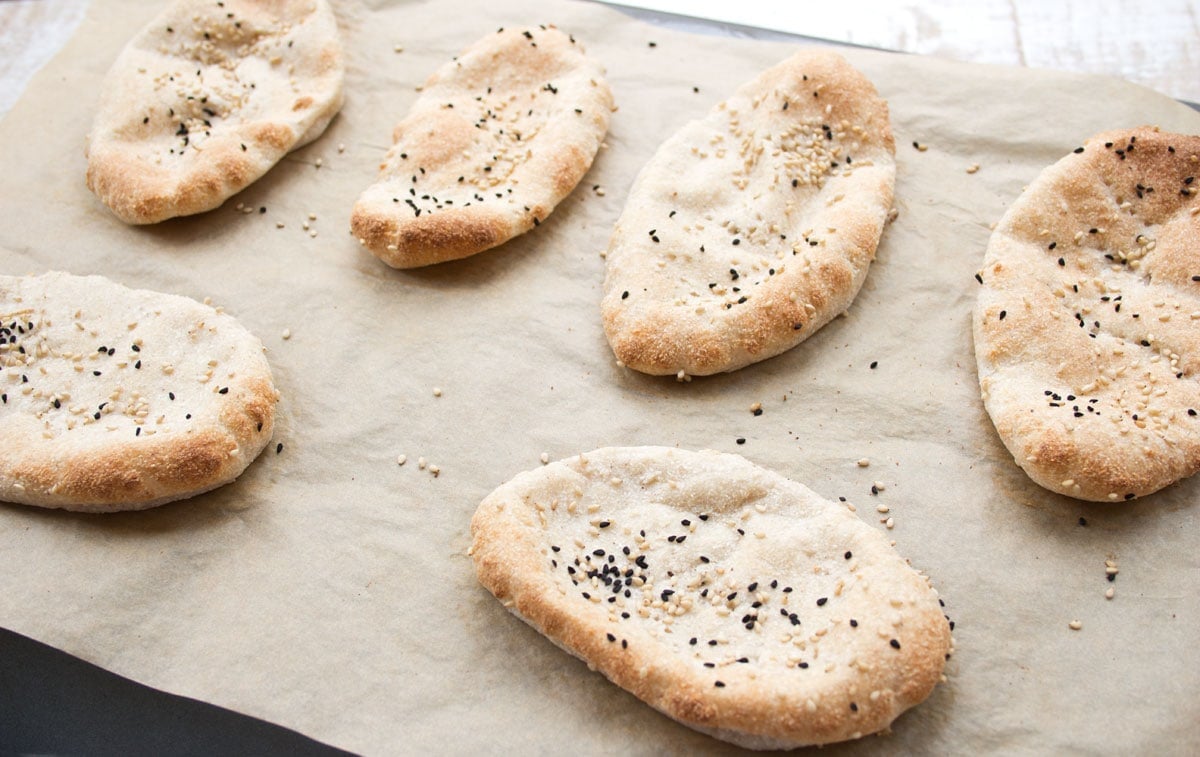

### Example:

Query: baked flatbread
xmin=86 ymin=0 xmax=345 ymax=224
xmin=601 ymin=50 xmax=894 ymax=376
xmin=351 ymin=26 xmax=612 ymax=268
xmin=471 ymin=447 xmax=951 ymax=749
xmin=0 ymin=271 xmax=278 ymax=511
xmin=974 ymin=126 xmax=1200 ymax=501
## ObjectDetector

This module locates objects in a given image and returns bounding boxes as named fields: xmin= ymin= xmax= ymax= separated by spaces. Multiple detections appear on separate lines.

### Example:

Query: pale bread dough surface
xmin=974 ymin=127 xmax=1200 ymax=501
xmin=85 ymin=0 xmax=344 ymax=224
xmin=472 ymin=447 xmax=951 ymax=749
xmin=0 ymin=271 xmax=277 ymax=511
xmin=601 ymin=49 xmax=894 ymax=376
xmin=351 ymin=26 xmax=612 ymax=268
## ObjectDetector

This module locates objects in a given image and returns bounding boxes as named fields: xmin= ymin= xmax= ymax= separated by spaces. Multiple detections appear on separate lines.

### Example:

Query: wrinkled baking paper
xmin=0 ymin=0 xmax=1196 ymax=753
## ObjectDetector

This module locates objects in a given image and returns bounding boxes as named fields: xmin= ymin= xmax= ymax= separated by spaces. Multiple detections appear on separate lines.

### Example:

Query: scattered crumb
xmin=675 ymin=370 xmax=690 ymax=383
xmin=276 ymin=221 xmax=285 ymax=229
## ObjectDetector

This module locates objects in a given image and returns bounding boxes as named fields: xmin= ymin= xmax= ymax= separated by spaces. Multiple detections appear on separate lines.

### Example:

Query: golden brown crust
xmin=351 ymin=26 xmax=612 ymax=268
xmin=974 ymin=127 xmax=1200 ymax=501
xmin=471 ymin=447 xmax=951 ymax=749
xmin=601 ymin=50 xmax=894 ymax=376
xmin=0 ymin=272 xmax=278 ymax=512
xmin=85 ymin=0 xmax=345 ymax=225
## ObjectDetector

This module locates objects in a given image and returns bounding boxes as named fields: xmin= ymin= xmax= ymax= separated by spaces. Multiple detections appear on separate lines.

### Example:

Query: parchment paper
xmin=1 ymin=1 xmax=1197 ymax=754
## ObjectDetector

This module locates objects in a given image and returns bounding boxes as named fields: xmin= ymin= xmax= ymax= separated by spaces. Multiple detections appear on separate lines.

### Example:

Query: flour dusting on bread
xmin=601 ymin=50 xmax=894 ymax=376
xmin=974 ymin=127 xmax=1200 ymax=501
xmin=86 ymin=0 xmax=345 ymax=224
xmin=471 ymin=447 xmax=951 ymax=749
xmin=0 ymin=271 xmax=277 ymax=511
xmin=351 ymin=26 xmax=612 ymax=268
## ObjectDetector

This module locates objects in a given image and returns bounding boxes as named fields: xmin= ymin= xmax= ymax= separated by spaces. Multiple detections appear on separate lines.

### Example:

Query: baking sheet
xmin=1 ymin=0 xmax=1198 ymax=753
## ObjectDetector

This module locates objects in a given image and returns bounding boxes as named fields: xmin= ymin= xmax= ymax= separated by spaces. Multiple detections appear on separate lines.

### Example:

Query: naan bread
xmin=86 ymin=0 xmax=345 ymax=224
xmin=601 ymin=50 xmax=894 ymax=376
xmin=974 ymin=126 xmax=1200 ymax=501
xmin=351 ymin=26 xmax=612 ymax=268
xmin=0 ymin=271 xmax=277 ymax=511
xmin=471 ymin=447 xmax=951 ymax=749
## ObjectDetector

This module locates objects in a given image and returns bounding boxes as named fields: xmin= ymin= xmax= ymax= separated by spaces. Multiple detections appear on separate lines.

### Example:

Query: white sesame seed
xmin=540 ymin=452 xmax=550 ymax=464
xmin=1068 ymin=620 xmax=1082 ymax=630
xmin=433 ymin=387 xmax=443 ymax=397
xmin=281 ymin=329 xmax=291 ymax=340
xmin=873 ymin=481 xmax=886 ymax=492
xmin=315 ymin=158 xmax=323 ymax=168
xmin=966 ymin=163 xmax=980 ymax=174
xmin=429 ymin=464 xmax=440 ymax=477
xmin=417 ymin=457 xmax=427 ymax=469
xmin=1105 ymin=587 xmax=1114 ymax=600
xmin=308 ymin=213 xmax=317 ymax=221
xmin=338 ymin=143 xmax=346 ymax=153
xmin=885 ymin=517 xmax=895 ymax=529
xmin=275 ymin=221 xmax=285 ymax=229
xmin=394 ymin=44 xmax=404 ymax=53
xmin=876 ymin=504 xmax=890 ymax=513
xmin=397 ymin=454 xmax=407 ymax=465
xmin=309 ymin=230 xmax=318 ymax=238
xmin=857 ymin=458 xmax=870 ymax=467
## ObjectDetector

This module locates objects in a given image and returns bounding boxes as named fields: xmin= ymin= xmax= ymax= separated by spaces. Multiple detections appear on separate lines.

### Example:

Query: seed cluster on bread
xmin=85 ymin=0 xmax=345 ymax=224
xmin=974 ymin=127 xmax=1200 ymax=501
xmin=471 ymin=447 xmax=951 ymax=749
xmin=601 ymin=50 xmax=894 ymax=376
xmin=0 ymin=272 xmax=278 ymax=511
xmin=351 ymin=25 xmax=613 ymax=268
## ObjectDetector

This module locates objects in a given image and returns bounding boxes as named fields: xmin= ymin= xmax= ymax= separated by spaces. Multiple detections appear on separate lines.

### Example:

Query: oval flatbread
xmin=351 ymin=26 xmax=613 ymax=268
xmin=0 ymin=271 xmax=278 ymax=511
xmin=470 ymin=447 xmax=951 ymax=749
xmin=974 ymin=127 xmax=1200 ymax=501
xmin=601 ymin=50 xmax=894 ymax=376
xmin=86 ymin=0 xmax=345 ymax=224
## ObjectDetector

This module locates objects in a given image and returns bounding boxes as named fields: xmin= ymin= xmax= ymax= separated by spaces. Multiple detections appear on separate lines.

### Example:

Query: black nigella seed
xmin=816 ymin=597 xmax=828 ymax=607
xmin=736 ymin=437 xmax=746 ymax=445
xmin=890 ymin=639 xmax=901 ymax=649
